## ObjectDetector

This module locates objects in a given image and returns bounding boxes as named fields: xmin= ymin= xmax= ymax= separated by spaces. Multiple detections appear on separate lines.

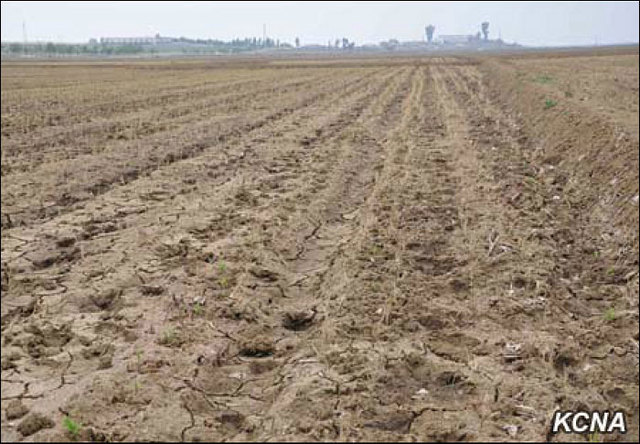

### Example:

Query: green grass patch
xmin=63 ymin=416 xmax=81 ymax=438
xmin=533 ymin=74 xmax=553 ymax=84
xmin=604 ymin=307 xmax=616 ymax=322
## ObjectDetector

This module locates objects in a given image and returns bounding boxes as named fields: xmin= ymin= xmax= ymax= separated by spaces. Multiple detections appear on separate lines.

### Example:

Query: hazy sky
xmin=1 ymin=1 xmax=638 ymax=47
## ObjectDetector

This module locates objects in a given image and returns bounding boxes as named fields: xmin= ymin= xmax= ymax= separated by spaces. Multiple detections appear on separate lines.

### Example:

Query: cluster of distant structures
xmin=374 ymin=21 xmax=516 ymax=52
xmin=1 ymin=21 xmax=518 ymax=58
xmin=426 ymin=21 xmax=503 ymax=47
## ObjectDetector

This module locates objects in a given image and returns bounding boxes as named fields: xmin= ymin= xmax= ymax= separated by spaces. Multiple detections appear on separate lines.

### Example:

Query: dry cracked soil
xmin=1 ymin=49 xmax=639 ymax=442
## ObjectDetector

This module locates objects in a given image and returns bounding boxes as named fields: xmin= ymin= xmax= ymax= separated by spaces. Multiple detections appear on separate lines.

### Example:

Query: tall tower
xmin=425 ymin=24 xmax=435 ymax=43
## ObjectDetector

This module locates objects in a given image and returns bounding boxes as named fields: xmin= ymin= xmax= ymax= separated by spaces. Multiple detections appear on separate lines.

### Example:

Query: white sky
xmin=1 ymin=1 xmax=638 ymax=47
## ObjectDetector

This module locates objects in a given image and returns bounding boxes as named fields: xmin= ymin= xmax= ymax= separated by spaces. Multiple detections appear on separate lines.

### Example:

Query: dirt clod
xmin=282 ymin=309 xmax=316 ymax=331
xmin=17 ymin=413 xmax=54 ymax=436
xmin=239 ymin=335 xmax=275 ymax=357
xmin=5 ymin=400 xmax=29 ymax=420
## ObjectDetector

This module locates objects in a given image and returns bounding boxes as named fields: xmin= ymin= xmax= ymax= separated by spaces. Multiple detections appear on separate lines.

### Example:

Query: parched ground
xmin=1 ymin=50 xmax=638 ymax=442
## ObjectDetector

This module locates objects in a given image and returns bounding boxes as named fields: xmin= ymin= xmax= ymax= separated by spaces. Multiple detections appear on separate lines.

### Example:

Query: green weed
xmin=604 ymin=307 xmax=616 ymax=322
xmin=63 ymin=416 xmax=81 ymax=438
xmin=534 ymin=74 xmax=553 ymax=84
xmin=158 ymin=327 xmax=181 ymax=346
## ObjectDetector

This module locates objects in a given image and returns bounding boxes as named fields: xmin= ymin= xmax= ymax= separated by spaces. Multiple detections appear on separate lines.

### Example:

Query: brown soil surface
xmin=2 ymin=50 xmax=638 ymax=442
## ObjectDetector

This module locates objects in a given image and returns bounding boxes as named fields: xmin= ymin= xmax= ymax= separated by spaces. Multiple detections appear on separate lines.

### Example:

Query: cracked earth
xmin=1 ymin=51 xmax=638 ymax=441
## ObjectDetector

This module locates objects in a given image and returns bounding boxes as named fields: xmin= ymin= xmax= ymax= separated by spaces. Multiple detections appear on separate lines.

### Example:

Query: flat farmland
xmin=1 ymin=51 xmax=638 ymax=441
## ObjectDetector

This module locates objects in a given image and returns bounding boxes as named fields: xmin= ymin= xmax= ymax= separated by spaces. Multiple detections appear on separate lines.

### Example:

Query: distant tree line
xmin=1 ymin=37 xmax=295 ymax=57
xmin=1 ymin=34 xmax=368 ymax=58
xmin=2 ymin=42 xmax=147 ymax=56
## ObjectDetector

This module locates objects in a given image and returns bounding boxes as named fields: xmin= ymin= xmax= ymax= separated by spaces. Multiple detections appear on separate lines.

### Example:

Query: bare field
xmin=1 ymin=51 xmax=638 ymax=442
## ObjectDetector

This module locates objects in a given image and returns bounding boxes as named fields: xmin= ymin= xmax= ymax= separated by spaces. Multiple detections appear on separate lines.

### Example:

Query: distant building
xmin=301 ymin=44 xmax=328 ymax=50
xmin=100 ymin=36 xmax=155 ymax=45
xmin=440 ymin=35 xmax=473 ymax=45
xmin=99 ymin=33 xmax=175 ymax=46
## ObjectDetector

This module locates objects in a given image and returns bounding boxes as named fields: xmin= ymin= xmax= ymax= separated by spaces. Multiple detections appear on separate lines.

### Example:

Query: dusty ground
xmin=1 ymin=50 xmax=638 ymax=442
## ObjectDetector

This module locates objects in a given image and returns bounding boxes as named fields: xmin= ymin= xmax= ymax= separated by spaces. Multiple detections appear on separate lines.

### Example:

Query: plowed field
xmin=2 ymin=51 xmax=638 ymax=442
